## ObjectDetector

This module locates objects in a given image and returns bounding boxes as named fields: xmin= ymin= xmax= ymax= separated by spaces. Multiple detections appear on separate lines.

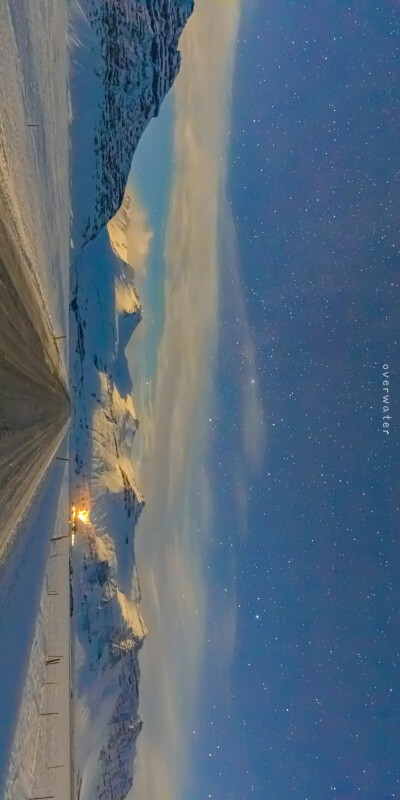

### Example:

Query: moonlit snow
xmin=0 ymin=0 xmax=70 ymax=566
xmin=0 ymin=0 xmax=195 ymax=798
xmin=0 ymin=1 xmax=70 ymax=797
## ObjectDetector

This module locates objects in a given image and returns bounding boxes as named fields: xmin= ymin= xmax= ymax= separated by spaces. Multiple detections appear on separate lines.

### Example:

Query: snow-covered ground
xmin=3 ymin=455 xmax=72 ymax=800
xmin=0 ymin=0 xmax=70 ymax=339
xmin=68 ymin=4 xmax=194 ymax=797
xmin=70 ymin=228 xmax=146 ymax=800
xmin=0 ymin=0 xmax=70 ymax=564
xmin=0 ymin=0 xmax=71 ymax=796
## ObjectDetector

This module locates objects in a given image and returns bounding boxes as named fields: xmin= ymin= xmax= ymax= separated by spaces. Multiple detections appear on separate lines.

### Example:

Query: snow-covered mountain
xmin=70 ymin=203 xmax=146 ymax=800
xmin=107 ymin=185 xmax=153 ymax=271
xmin=69 ymin=2 xmax=193 ymax=798
xmin=71 ymin=0 xmax=194 ymax=248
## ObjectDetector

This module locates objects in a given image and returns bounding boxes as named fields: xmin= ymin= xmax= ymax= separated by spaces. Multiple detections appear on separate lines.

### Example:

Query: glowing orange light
xmin=71 ymin=503 xmax=90 ymax=528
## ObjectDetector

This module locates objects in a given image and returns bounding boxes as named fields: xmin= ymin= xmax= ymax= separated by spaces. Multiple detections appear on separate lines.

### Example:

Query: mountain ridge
xmin=69 ymin=2 xmax=194 ymax=798
xmin=71 ymin=0 xmax=194 ymax=247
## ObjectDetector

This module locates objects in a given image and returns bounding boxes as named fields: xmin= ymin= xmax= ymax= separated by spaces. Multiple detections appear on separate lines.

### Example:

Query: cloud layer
xmin=124 ymin=1 xmax=265 ymax=797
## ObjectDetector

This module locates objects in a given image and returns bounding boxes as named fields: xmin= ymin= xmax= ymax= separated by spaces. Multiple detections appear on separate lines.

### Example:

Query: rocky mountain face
xmin=69 ymin=2 xmax=194 ymax=798
xmin=70 ymin=225 xmax=146 ymax=800
xmin=71 ymin=0 xmax=194 ymax=247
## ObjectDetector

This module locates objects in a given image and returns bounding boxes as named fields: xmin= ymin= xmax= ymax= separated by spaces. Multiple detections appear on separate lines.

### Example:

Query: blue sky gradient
xmin=123 ymin=2 xmax=399 ymax=798
xmin=187 ymin=3 xmax=399 ymax=799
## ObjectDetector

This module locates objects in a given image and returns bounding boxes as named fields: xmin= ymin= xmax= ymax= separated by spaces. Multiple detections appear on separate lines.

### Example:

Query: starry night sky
xmin=188 ymin=2 xmax=399 ymax=799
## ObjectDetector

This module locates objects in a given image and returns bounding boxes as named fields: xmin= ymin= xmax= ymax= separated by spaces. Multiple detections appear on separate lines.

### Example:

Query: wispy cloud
xmin=125 ymin=0 xmax=265 ymax=797
xmin=217 ymin=198 xmax=266 ymax=535
xmin=218 ymin=202 xmax=266 ymax=473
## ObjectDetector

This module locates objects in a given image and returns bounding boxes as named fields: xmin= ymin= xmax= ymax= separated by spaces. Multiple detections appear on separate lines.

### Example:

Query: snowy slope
xmin=70 ymin=229 xmax=147 ymax=800
xmin=0 ymin=0 xmax=70 ymax=340
xmin=69 ymin=3 xmax=194 ymax=796
xmin=4 ymin=459 xmax=71 ymax=800
xmin=107 ymin=185 xmax=153 ymax=271
xmin=0 ymin=0 xmax=70 ymax=566
xmin=0 ymin=0 xmax=70 ymax=794
xmin=70 ymin=0 xmax=194 ymax=248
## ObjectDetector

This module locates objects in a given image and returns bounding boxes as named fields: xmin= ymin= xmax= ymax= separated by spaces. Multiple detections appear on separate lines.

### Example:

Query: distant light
xmin=77 ymin=509 xmax=90 ymax=525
